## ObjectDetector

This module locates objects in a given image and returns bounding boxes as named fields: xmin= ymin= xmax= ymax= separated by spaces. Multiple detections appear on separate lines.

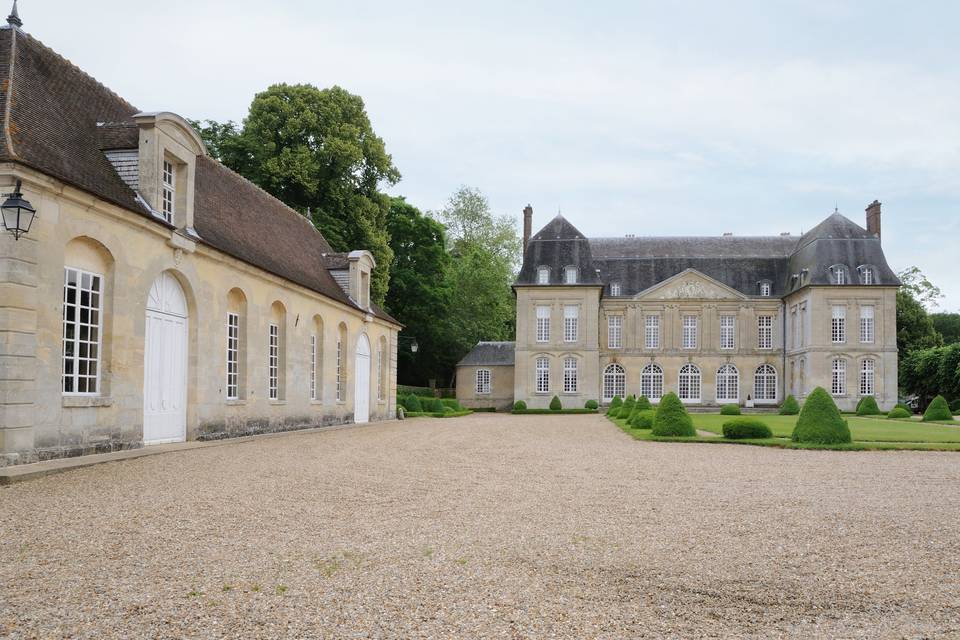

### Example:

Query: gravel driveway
xmin=2 ymin=413 xmax=959 ymax=638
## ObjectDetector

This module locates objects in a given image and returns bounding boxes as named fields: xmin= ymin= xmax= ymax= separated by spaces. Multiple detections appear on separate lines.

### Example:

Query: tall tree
xmin=931 ymin=312 xmax=960 ymax=345
xmin=385 ymin=197 xmax=453 ymax=385
xmin=191 ymin=84 xmax=399 ymax=305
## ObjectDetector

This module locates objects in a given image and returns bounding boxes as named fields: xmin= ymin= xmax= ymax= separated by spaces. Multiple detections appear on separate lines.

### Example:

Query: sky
xmin=21 ymin=0 xmax=960 ymax=309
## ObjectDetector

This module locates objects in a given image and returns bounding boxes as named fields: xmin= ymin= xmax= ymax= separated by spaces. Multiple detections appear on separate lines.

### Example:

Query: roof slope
xmin=457 ymin=341 xmax=516 ymax=366
xmin=515 ymin=214 xmax=602 ymax=286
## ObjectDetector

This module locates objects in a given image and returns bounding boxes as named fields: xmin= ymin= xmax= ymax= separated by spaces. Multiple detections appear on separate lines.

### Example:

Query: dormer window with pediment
xmin=858 ymin=265 xmax=875 ymax=285
xmin=758 ymin=280 xmax=772 ymax=297
xmin=564 ymin=266 xmax=578 ymax=285
xmin=829 ymin=264 xmax=848 ymax=285
xmin=161 ymin=159 xmax=176 ymax=223
xmin=537 ymin=266 xmax=550 ymax=284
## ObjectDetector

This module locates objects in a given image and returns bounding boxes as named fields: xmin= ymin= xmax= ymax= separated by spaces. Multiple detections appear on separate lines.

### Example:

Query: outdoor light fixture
xmin=410 ymin=339 xmax=419 ymax=353
xmin=1 ymin=180 xmax=36 ymax=241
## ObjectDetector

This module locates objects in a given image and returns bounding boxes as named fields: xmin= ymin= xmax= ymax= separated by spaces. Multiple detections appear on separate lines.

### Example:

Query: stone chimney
xmin=523 ymin=204 xmax=533 ymax=251
xmin=865 ymin=200 xmax=881 ymax=240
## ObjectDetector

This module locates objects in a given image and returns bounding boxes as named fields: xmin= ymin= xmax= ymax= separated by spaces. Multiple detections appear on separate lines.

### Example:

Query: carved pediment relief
xmin=635 ymin=269 xmax=746 ymax=301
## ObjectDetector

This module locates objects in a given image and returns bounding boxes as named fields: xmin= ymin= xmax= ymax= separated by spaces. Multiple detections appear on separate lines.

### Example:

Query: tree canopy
xmin=931 ymin=312 xmax=960 ymax=345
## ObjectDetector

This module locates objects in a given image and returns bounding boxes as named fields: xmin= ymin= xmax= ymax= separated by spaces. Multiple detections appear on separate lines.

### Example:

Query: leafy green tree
xmin=898 ymin=266 xmax=944 ymax=308
xmin=931 ymin=312 xmax=960 ymax=345
xmin=897 ymin=289 xmax=943 ymax=357
xmin=192 ymin=84 xmax=399 ymax=305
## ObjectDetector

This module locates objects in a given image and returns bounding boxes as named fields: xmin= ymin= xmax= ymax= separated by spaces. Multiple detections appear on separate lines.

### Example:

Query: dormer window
xmin=759 ymin=281 xmax=772 ymax=297
xmin=859 ymin=265 xmax=874 ymax=285
xmin=610 ymin=282 xmax=621 ymax=296
xmin=564 ymin=266 xmax=578 ymax=285
xmin=537 ymin=266 xmax=550 ymax=284
xmin=830 ymin=265 xmax=848 ymax=285
xmin=161 ymin=159 xmax=175 ymax=224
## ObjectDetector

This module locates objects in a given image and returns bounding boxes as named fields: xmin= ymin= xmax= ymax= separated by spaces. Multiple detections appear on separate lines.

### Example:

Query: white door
xmin=354 ymin=333 xmax=371 ymax=423
xmin=143 ymin=272 xmax=188 ymax=444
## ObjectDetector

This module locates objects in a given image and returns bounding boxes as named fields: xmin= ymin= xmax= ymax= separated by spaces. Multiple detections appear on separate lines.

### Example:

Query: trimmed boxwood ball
xmin=856 ymin=395 xmax=882 ymax=416
xmin=405 ymin=394 xmax=423 ymax=413
xmin=635 ymin=395 xmax=652 ymax=411
xmin=791 ymin=387 xmax=851 ymax=444
xmin=513 ymin=400 xmax=527 ymax=411
xmin=722 ymin=417 xmax=773 ymax=439
xmin=923 ymin=395 xmax=953 ymax=422
xmin=630 ymin=409 xmax=656 ymax=429
xmin=606 ymin=396 xmax=623 ymax=415
xmin=779 ymin=395 xmax=801 ymax=415
xmin=584 ymin=399 xmax=599 ymax=410
xmin=887 ymin=407 xmax=912 ymax=419
xmin=549 ymin=395 xmax=562 ymax=411
xmin=720 ymin=404 xmax=741 ymax=416
xmin=652 ymin=392 xmax=696 ymax=437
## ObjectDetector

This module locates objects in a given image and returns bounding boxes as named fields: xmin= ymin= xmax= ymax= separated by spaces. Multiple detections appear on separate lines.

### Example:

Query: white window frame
xmin=62 ymin=267 xmax=103 ymax=396
xmin=860 ymin=306 xmax=875 ymax=344
xmin=832 ymin=265 xmax=847 ymax=285
xmin=720 ymin=315 xmax=736 ymax=350
xmin=336 ymin=337 xmax=343 ymax=402
xmin=377 ymin=343 xmax=384 ymax=401
xmin=309 ymin=334 xmax=317 ymax=401
xmin=563 ymin=357 xmax=578 ymax=393
xmin=161 ymin=159 xmax=175 ymax=224
xmin=603 ymin=363 xmax=626 ymax=401
xmin=831 ymin=305 xmax=846 ymax=344
xmin=759 ymin=281 xmax=771 ymax=297
xmin=536 ymin=305 xmax=551 ymax=343
xmin=641 ymin=363 xmax=664 ymax=401
xmin=716 ymin=364 xmax=739 ymax=403
xmin=754 ymin=364 xmax=777 ymax=402
xmin=682 ymin=315 xmax=698 ymax=350
xmin=268 ymin=323 xmax=279 ymax=400
xmin=535 ymin=356 xmax=550 ymax=393
xmin=537 ymin=266 xmax=550 ymax=284
xmin=564 ymin=266 xmax=578 ymax=285
xmin=644 ymin=315 xmax=660 ymax=350
xmin=563 ymin=305 xmax=578 ymax=343
xmin=226 ymin=312 xmax=239 ymax=400
xmin=860 ymin=359 xmax=875 ymax=396
xmin=607 ymin=314 xmax=623 ymax=349
xmin=861 ymin=267 xmax=874 ymax=285
xmin=831 ymin=358 xmax=846 ymax=396
xmin=678 ymin=364 xmax=701 ymax=403
xmin=476 ymin=368 xmax=491 ymax=394
xmin=610 ymin=282 xmax=621 ymax=297
xmin=758 ymin=315 xmax=773 ymax=350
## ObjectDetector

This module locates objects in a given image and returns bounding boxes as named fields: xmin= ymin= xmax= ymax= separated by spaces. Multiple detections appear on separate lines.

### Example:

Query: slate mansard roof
xmin=0 ymin=24 xmax=397 ymax=324
xmin=516 ymin=211 xmax=899 ymax=297
xmin=457 ymin=342 xmax=516 ymax=367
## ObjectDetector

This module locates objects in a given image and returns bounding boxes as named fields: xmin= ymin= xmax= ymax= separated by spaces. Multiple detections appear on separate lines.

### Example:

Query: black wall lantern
xmin=2 ymin=180 xmax=36 ymax=240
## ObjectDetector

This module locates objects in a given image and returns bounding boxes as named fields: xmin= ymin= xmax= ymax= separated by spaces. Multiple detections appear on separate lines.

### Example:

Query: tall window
xmin=860 ymin=359 xmax=875 ymax=396
xmin=860 ymin=306 xmax=874 ymax=344
xmin=641 ymin=363 xmax=664 ymax=400
xmin=759 ymin=281 xmax=772 ymax=297
xmin=537 ymin=266 xmax=549 ymax=284
xmin=716 ymin=364 xmax=739 ymax=403
xmin=831 ymin=305 xmax=846 ymax=344
xmin=564 ymin=266 xmax=578 ymax=284
xmin=758 ymin=315 xmax=773 ymax=349
xmin=754 ymin=364 xmax=777 ymax=401
xmin=831 ymin=358 xmax=846 ymax=396
xmin=608 ymin=315 xmax=622 ymax=349
xmin=678 ymin=364 xmax=701 ymax=402
xmin=644 ymin=315 xmax=660 ymax=349
xmin=861 ymin=267 xmax=874 ymax=285
xmin=682 ymin=315 xmax=698 ymax=349
xmin=563 ymin=357 xmax=578 ymax=393
xmin=536 ymin=306 xmax=551 ymax=343
xmin=226 ymin=313 xmax=239 ymax=399
xmin=336 ymin=335 xmax=343 ymax=401
xmin=610 ymin=282 xmax=621 ymax=296
xmin=161 ymin=160 xmax=175 ymax=224
xmin=476 ymin=368 xmax=491 ymax=394
xmin=603 ymin=363 xmax=626 ymax=400
xmin=720 ymin=315 xmax=735 ymax=350
xmin=377 ymin=342 xmax=384 ymax=401
xmin=268 ymin=324 xmax=279 ymax=400
xmin=563 ymin=305 xmax=578 ymax=343
xmin=62 ymin=267 xmax=102 ymax=395
xmin=536 ymin=357 xmax=550 ymax=393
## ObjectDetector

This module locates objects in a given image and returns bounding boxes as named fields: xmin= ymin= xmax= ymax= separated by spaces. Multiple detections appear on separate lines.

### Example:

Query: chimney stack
xmin=523 ymin=204 xmax=533 ymax=251
xmin=865 ymin=200 xmax=881 ymax=240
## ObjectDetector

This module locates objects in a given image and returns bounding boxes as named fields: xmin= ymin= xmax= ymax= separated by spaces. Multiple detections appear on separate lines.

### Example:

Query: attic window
xmin=160 ymin=160 xmax=175 ymax=224
xmin=830 ymin=265 xmax=848 ymax=285
xmin=759 ymin=281 xmax=772 ymax=297
xmin=859 ymin=265 xmax=874 ymax=285
xmin=610 ymin=282 xmax=621 ymax=296
xmin=537 ymin=266 xmax=550 ymax=285
xmin=564 ymin=266 xmax=578 ymax=285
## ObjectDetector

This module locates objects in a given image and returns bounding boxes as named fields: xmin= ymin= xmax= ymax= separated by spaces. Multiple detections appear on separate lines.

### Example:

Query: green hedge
xmin=629 ymin=409 xmax=656 ymax=429
xmin=720 ymin=403 xmax=741 ymax=416
xmin=722 ymin=417 xmax=773 ymax=439
xmin=923 ymin=395 xmax=953 ymax=422
xmin=651 ymin=392 xmax=695 ymax=437
xmin=471 ymin=407 xmax=497 ymax=413
xmin=791 ymin=387 xmax=851 ymax=444
xmin=856 ymin=395 xmax=882 ymax=416
xmin=584 ymin=399 xmax=599 ymax=410
xmin=440 ymin=398 xmax=464 ymax=411
xmin=398 ymin=385 xmax=436 ymax=398
xmin=606 ymin=396 xmax=623 ymax=415
xmin=779 ymin=395 xmax=801 ymax=415
xmin=406 ymin=410 xmax=472 ymax=418
xmin=404 ymin=394 xmax=423 ymax=412
xmin=887 ymin=407 xmax=912 ymax=419
xmin=512 ymin=408 xmax=599 ymax=414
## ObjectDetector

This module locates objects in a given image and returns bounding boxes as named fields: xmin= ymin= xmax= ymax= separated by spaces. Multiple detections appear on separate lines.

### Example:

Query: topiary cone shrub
xmin=791 ymin=387 xmax=851 ymax=444
xmin=629 ymin=409 xmax=656 ymax=429
xmin=923 ymin=395 xmax=953 ymax=422
xmin=720 ymin=403 xmax=741 ymax=416
xmin=635 ymin=395 xmax=652 ymax=411
xmin=651 ymin=392 xmax=696 ymax=437
xmin=779 ymin=395 xmax=801 ymax=415
xmin=549 ymin=395 xmax=562 ymax=411
xmin=855 ymin=396 xmax=881 ymax=416
xmin=405 ymin=393 xmax=423 ymax=413
xmin=617 ymin=395 xmax=637 ymax=419
xmin=606 ymin=396 xmax=623 ymax=415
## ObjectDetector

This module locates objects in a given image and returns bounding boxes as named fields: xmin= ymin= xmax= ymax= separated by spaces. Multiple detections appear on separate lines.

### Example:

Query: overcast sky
xmin=23 ymin=0 xmax=960 ymax=309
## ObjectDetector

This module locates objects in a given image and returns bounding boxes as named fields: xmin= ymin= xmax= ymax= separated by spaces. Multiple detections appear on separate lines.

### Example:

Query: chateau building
xmin=458 ymin=203 xmax=899 ymax=412
xmin=0 ymin=11 xmax=399 ymax=466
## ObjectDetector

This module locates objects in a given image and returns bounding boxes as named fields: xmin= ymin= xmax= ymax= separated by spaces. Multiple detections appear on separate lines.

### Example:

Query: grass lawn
xmin=609 ymin=412 xmax=960 ymax=451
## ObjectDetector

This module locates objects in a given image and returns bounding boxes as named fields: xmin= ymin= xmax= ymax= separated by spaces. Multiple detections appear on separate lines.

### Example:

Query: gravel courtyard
xmin=2 ymin=413 xmax=959 ymax=639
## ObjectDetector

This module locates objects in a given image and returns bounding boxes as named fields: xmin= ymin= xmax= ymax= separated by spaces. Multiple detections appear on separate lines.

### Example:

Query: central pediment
xmin=633 ymin=268 xmax=748 ymax=301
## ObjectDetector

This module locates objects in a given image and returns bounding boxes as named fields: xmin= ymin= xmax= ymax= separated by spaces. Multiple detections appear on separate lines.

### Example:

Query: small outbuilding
xmin=455 ymin=342 xmax=515 ymax=411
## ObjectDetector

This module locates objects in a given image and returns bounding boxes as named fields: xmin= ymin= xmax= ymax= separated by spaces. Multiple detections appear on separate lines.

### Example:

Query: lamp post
xmin=1 ymin=180 xmax=36 ymax=241
xmin=398 ymin=336 xmax=419 ymax=353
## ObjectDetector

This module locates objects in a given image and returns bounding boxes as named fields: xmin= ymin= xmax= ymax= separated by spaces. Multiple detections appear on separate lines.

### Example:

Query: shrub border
xmin=512 ymin=408 xmax=600 ymax=415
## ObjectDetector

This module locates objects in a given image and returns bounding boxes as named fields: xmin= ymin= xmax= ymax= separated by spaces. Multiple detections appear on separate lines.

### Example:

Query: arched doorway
xmin=354 ymin=333 xmax=371 ymax=423
xmin=143 ymin=271 xmax=188 ymax=444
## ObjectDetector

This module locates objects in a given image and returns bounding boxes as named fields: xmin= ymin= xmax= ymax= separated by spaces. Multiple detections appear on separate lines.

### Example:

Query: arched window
xmin=537 ymin=266 xmax=550 ymax=284
xmin=226 ymin=288 xmax=247 ymax=400
xmin=62 ymin=237 xmax=114 ymax=396
xmin=336 ymin=323 xmax=348 ymax=402
xmin=860 ymin=358 xmax=875 ymax=396
xmin=563 ymin=357 xmax=578 ymax=393
xmin=716 ymin=364 xmax=739 ymax=403
xmin=641 ymin=363 xmax=663 ymax=401
xmin=311 ymin=315 xmax=324 ymax=401
xmin=268 ymin=301 xmax=286 ymax=401
xmin=754 ymin=364 xmax=777 ymax=401
xmin=602 ymin=363 xmax=625 ymax=401
xmin=535 ymin=356 xmax=550 ymax=393
xmin=678 ymin=364 xmax=701 ymax=402
xmin=377 ymin=335 xmax=388 ymax=402
xmin=831 ymin=358 xmax=846 ymax=396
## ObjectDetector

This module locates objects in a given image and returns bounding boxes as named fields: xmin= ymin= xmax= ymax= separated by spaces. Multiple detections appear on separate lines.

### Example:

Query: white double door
xmin=143 ymin=272 xmax=188 ymax=445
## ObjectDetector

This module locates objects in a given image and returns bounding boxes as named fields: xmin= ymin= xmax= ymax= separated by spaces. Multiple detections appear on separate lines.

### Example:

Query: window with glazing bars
xmin=682 ymin=315 xmax=697 ymax=349
xmin=860 ymin=359 xmax=875 ymax=396
xmin=563 ymin=357 xmax=578 ymax=393
xmin=536 ymin=306 xmax=550 ymax=343
xmin=563 ymin=305 xmax=578 ymax=343
xmin=310 ymin=334 xmax=317 ymax=400
xmin=831 ymin=359 xmax=846 ymax=395
xmin=536 ymin=357 xmax=550 ymax=393
xmin=860 ymin=306 xmax=874 ymax=343
xmin=608 ymin=315 xmax=622 ymax=349
xmin=831 ymin=306 xmax=846 ymax=343
xmin=161 ymin=160 xmax=175 ymax=224
xmin=758 ymin=315 xmax=773 ymax=349
xmin=476 ymin=368 xmax=491 ymax=394
xmin=720 ymin=315 xmax=735 ymax=350
xmin=62 ymin=267 xmax=102 ymax=395
xmin=644 ymin=315 xmax=660 ymax=349
xmin=226 ymin=313 xmax=239 ymax=399
xmin=268 ymin=324 xmax=279 ymax=400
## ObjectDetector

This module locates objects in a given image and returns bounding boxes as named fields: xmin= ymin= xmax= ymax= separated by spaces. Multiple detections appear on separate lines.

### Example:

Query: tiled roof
xmin=457 ymin=341 xmax=516 ymax=366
